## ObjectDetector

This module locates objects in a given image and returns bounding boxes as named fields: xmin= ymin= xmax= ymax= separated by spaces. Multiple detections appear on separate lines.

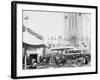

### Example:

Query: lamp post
xmin=24 ymin=15 xmax=29 ymax=31
xmin=23 ymin=15 xmax=29 ymax=69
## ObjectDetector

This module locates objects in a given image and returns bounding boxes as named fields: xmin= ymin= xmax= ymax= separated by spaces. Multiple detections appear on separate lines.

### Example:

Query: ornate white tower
xmin=64 ymin=13 xmax=91 ymax=49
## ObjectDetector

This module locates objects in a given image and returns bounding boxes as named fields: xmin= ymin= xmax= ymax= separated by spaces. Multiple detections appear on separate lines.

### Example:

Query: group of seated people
xmin=53 ymin=55 xmax=66 ymax=67
xmin=39 ymin=56 xmax=50 ymax=65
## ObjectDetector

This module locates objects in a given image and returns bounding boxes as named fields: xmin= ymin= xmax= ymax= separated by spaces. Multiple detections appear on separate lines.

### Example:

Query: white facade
xmin=64 ymin=13 xmax=91 ymax=50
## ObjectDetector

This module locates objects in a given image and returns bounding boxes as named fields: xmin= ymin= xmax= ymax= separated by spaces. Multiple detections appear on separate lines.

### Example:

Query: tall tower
xmin=64 ymin=12 xmax=91 ymax=49
xmin=64 ymin=13 xmax=86 ymax=47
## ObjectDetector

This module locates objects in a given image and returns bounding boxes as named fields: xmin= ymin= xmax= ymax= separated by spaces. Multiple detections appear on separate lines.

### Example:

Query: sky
xmin=23 ymin=10 xmax=91 ymax=44
xmin=23 ymin=10 xmax=64 ymax=42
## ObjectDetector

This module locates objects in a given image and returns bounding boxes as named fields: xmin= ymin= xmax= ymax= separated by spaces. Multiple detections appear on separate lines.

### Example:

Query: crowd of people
xmin=27 ymin=52 xmax=91 ymax=69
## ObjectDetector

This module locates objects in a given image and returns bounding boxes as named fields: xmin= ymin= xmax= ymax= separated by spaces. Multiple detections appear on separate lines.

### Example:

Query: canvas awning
xmin=23 ymin=31 xmax=44 ymax=45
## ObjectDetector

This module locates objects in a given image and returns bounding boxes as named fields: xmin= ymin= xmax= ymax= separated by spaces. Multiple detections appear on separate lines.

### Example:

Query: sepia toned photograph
xmin=11 ymin=1 xmax=97 ymax=79
xmin=22 ymin=11 xmax=91 ymax=70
